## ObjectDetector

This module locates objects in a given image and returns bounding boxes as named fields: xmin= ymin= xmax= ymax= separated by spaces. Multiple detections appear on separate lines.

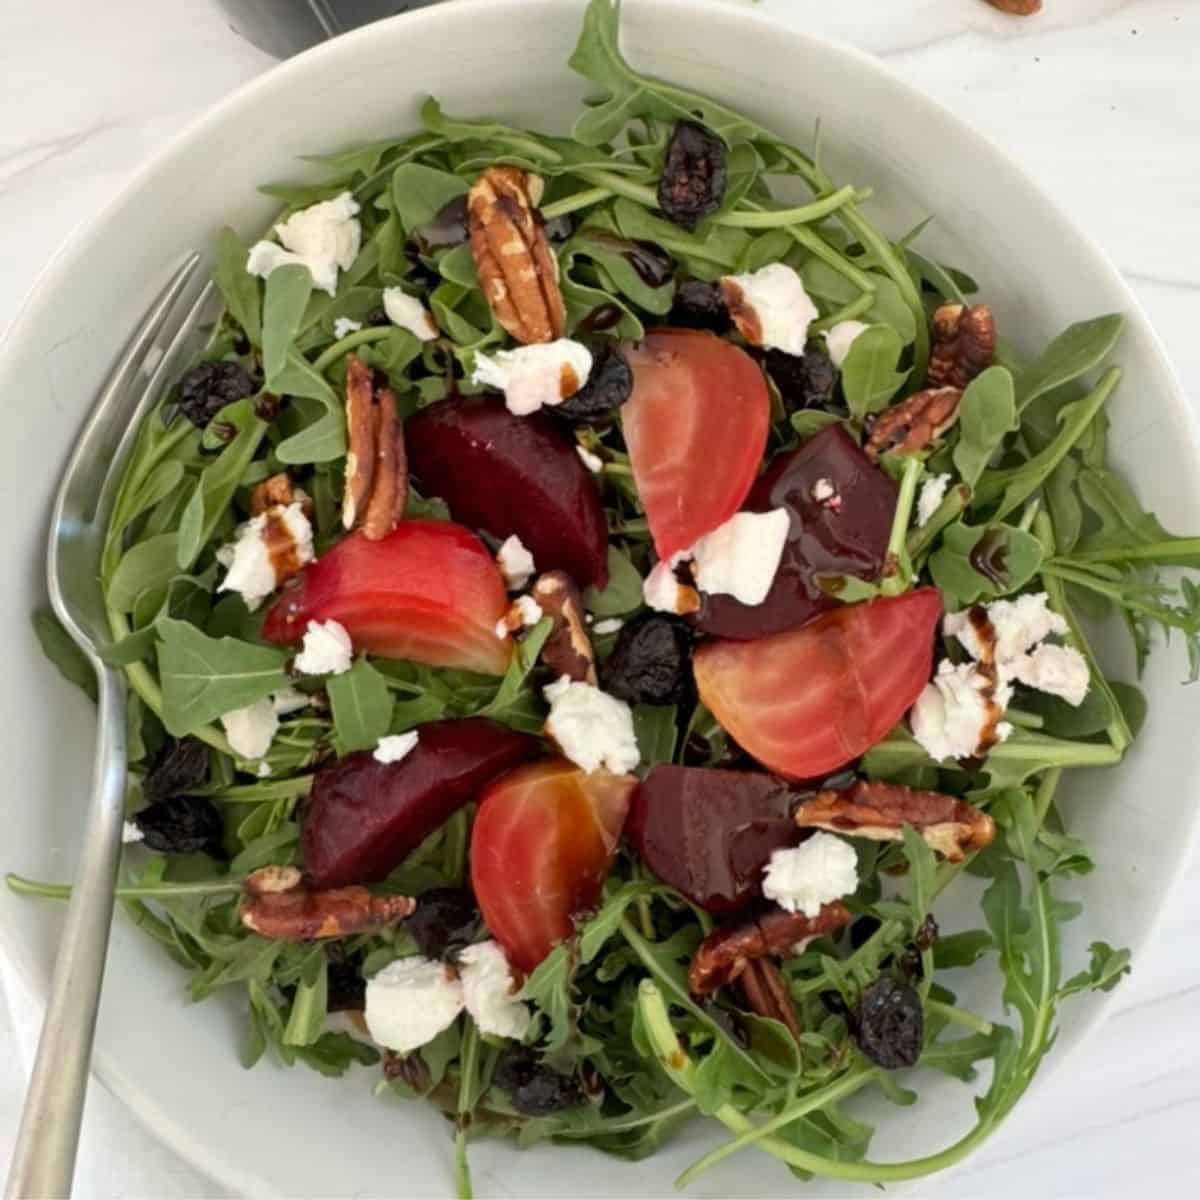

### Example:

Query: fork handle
xmin=6 ymin=669 xmax=128 ymax=1200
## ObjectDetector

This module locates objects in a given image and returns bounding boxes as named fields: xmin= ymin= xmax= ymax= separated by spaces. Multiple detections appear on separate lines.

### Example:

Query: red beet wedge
xmin=261 ymin=520 xmax=512 ymax=676
xmin=303 ymin=717 xmax=536 ymax=889
xmin=698 ymin=425 xmax=897 ymax=639
xmin=623 ymin=329 xmax=769 ymax=561
xmin=471 ymin=759 xmax=636 ymax=971
xmin=627 ymin=765 xmax=802 ymax=915
xmin=406 ymin=396 xmax=608 ymax=589
xmin=695 ymin=589 xmax=943 ymax=780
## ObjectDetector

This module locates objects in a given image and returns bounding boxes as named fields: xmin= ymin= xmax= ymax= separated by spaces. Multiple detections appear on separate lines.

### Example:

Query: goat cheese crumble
xmin=271 ymin=686 xmax=310 ymax=716
xmin=762 ymin=833 xmax=859 ymax=918
xmin=246 ymin=191 xmax=362 ymax=297
xmin=642 ymin=560 xmax=695 ymax=615
xmin=910 ymin=660 xmax=1013 ymax=763
xmin=122 ymin=820 xmax=144 ymax=845
xmin=472 ymin=339 xmax=593 ymax=416
xmin=823 ymin=319 xmax=870 ymax=369
xmin=544 ymin=676 xmax=639 ymax=775
xmin=458 ymin=941 xmax=530 ymax=1041
xmin=576 ymin=445 xmax=604 ymax=473
xmin=333 ymin=317 xmax=363 ymax=339
xmin=593 ymin=617 xmax=624 ymax=636
xmin=720 ymin=263 xmax=819 ymax=357
xmin=364 ymin=957 xmax=464 ymax=1055
xmin=221 ymin=698 xmax=279 ymax=761
xmin=496 ymin=535 xmax=536 ymax=590
xmin=382 ymin=287 xmax=439 ymax=341
xmin=691 ymin=508 xmax=790 ymax=606
xmin=294 ymin=619 xmax=354 ymax=676
xmin=217 ymin=503 xmax=314 ymax=611
xmin=374 ymin=731 xmax=420 ymax=765
xmin=916 ymin=474 xmax=952 ymax=527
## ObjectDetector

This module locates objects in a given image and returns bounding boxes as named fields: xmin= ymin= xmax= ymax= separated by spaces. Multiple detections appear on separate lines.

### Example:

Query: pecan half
xmin=793 ymin=780 xmax=995 ymax=863
xmin=738 ymin=958 xmax=803 ymax=1040
xmin=927 ymin=303 xmax=997 ymax=390
xmin=342 ymin=357 xmax=407 ymax=540
xmin=531 ymin=570 xmax=596 ymax=684
xmin=468 ymin=166 xmax=565 ymax=345
xmin=984 ymin=0 xmax=1041 ymax=14
xmin=250 ymin=472 xmax=314 ymax=521
xmin=865 ymin=386 xmax=962 ymax=461
xmin=689 ymin=902 xmax=851 ymax=995
xmin=240 ymin=866 xmax=415 ymax=940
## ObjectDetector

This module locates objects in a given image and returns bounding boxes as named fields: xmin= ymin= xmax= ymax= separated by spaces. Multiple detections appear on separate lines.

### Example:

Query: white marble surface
xmin=2 ymin=0 xmax=1199 ymax=1196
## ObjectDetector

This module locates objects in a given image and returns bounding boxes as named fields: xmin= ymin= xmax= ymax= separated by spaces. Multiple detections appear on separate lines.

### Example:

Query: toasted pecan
xmin=531 ymin=570 xmax=596 ymax=684
xmin=362 ymin=385 xmax=406 ymax=540
xmin=240 ymin=866 xmax=415 ymax=940
xmin=342 ymin=355 xmax=376 ymax=530
xmin=865 ymin=386 xmax=962 ymax=461
xmin=738 ymin=957 xmax=803 ymax=1040
xmin=927 ymin=303 xmax=997 ymax=391
xmin=793 ymin=779 xmax=995 ymax=863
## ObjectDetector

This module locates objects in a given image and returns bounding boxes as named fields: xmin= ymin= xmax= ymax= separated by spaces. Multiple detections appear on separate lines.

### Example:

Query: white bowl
xmin=2 ymin=1 xmax=1198 ymax=1195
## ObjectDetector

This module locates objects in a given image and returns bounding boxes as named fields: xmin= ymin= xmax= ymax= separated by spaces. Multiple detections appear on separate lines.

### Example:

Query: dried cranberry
xmin=601 ymin=613 xmax=693 ymax=706
xmin=914 ymin=914 xmax=939 ymax=952
xmin=493 ymin=1046 xmax=583 ymax=1116
xmin=854 ymin=976 xmax=924 ymax=1069
xmin=657 ymin=120 xmax=727 ymax=229
xmin=405 ymin=888 xmax=480 ymax=961
xmin=669 ymin=279 xmax=728 ymax=331
xmin=326 ymin=958 xmax=366 ymax=1013
xmin=554 ymin=344 xmax=633 ymax=424
xmin=142 ymin=738 xmax=210 ymax=804
xmin=132 ymin=795 xmax=224 ymax=857
xmin=761 ymin=345 xmax=840 ymax=413
xmin=175 ymin=360 xmax=258 ymax=428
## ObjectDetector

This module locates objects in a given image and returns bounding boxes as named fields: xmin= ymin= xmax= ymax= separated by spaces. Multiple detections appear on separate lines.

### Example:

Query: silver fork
xmin=6 ymin=254 xmax=218 ymax=1200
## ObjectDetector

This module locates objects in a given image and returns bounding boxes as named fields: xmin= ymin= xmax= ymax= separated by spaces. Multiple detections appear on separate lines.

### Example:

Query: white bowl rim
xmin=3 ymin=0 xmax=1198 ymax=1193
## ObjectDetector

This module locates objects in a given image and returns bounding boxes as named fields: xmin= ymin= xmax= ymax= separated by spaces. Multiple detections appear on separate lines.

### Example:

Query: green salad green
xmin=16 ymin=1 xmax=1200 ymax=1194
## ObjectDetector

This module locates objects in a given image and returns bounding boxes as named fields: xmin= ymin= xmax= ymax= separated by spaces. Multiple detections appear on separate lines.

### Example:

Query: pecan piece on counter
xmin=865 ymin=386 xmax=962 ymax=462
xmin=793 ymin=779 xmax=995 ymax=863
xmin=531 ymin=570 xmax=596 ymax=684
xmin=689 ymin=901 xmax=852 ymax=995
xmin=468 ymin=166 xmax=566 ymax=345
xmin=984 ymin=0 xmax=1041 ymax=14
xmin=927 ymin=303 xmax=997 ymax=391
xmin=240 ymin=865 xmax=415 ymax=940
xmin=738 ymin=957 xmax=803 ymax=1040
xmin=342 ymin=356 xmax=407 ymax=540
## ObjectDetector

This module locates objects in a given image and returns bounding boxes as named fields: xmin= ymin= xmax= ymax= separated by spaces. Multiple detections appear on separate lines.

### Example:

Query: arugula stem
xmin=1060 ymin=539 xmax=1200 ymax=565
xmin=1033 ymin=767 xmax=1062 ymax=826
xmin=207 ymin=776 xmax=315 ymax=803
xmin=716 ymin=185 xmax=864 ymax=229
xmin=1043 ymin=562 xmax=1199 ymax=631
xmin=810 ymin=290 xmax=874 ymax=332
xmin=540 ymin=186 xmax=612 ymax=220
xmin=925 ymin=998 xmax=994 ymax=1037
xmin=907 ymin=483 xmax=969 ymax=561
xmin=1003 ymin=708 xmax=1045 ymax=730
xmin=881 ymin=457 xmax=923 ymax=596
xmin=311 ymin=327 xmax=395 ymax=375
xmin=783 ymin=224 xmax=878 ymax=294
xmin=575 ymin=168 xmax=659 ymax=209
xmin=455 ymin=1019 xmax=480 ymax=1200
xmin=6 ymin=873 xmax=242 ymax=900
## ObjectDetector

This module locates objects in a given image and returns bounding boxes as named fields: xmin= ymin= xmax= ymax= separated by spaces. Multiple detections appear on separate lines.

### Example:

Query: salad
xmin=17 ymin=0 xmax=1200 ymax=1193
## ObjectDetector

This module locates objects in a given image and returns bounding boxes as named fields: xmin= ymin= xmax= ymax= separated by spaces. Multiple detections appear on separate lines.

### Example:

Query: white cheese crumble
xmin=823 ymin=319 xmax=870 ymax=369
xmin=721 ymin=263 xmax=819 ymax=357
xmin=916 ymin=473 xmax=952 ymax=528
xmin=122 ymin=820 xmax=144 ymax=845
xmin=217 ymin=503 xmax=314 ymax=612
xmin=496 ymin=535 xmax=536 ymax=590
xmin=945 ymin=593 xmax=1068 ymax=665
xmin=576 ymin=444 xmax=604 ymax=473
xmin=495 ymin=593 xmax=546 ymax=640
xmin=810 ymin=477 xmax=836 ymax=503
xmin=1009 ymin=643 xmax=1090 ymax=706
xmin=457 ymin=941 xmax=530 ymax=1041
xmin=221 ymin=698 xmax=279 ymax=761
xmin=364 ymin=957 xmax=464 ymax=1055
xmin=593 ymin=617 xmax=624 ymax=636
xmin=256 ymin=762 xmax=274 ymax=778
xmin=544 ymin=676 xmax=640 ymax=775
xmin=472 ymin=339 xmax=593 ymax=416
xmin=642 ymin=560 xmax=693 ymax=615
xmin=691 ymin=508 xmax=790 ymax=607
xmin=910 ymin=660 xmax=1013 ymax=763
xmin=333 ymin=317 xmax=363 ymax=339
xmin=294 ymin=619 xmax=354 ymax=676
xmin=374 ymin=731 xmax=420 ymax=765
xmin=762 ymin=833 xmax=859 ymax=918
xmin=246 ymin=191 xmax=362 ymax=297
xmin=382 ymin=287 xmax=439 ymax=341
xmin=271 ymin=686 xmax=310 ymax=716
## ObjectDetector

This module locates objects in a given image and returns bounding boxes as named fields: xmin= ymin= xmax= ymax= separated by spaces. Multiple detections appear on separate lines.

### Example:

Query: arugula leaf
xmin=327 ymin=656 xmax=393 ymax=753
xmin=31 ymin=607 xmax=97 ymax=703
xmin=391 ymin=162 xmax=468 ymax=235
xmin=109 ymin=534 xmax=183 ymax=613
xmin=273 ymin=352 xmax=346 ymax=464
xmin=1060 ymin=941 xmax=1132 ymax=997
xmin=262 ymin=264 xmax=314 ymax=384
xmin=213 ymin=226 xmax=262 ymax=346
xmin=156 ymin=617 xmax=289 ymax=736
xmin=1015 ymin=314 xmax=1123 ymax=413
xmin=790 ymin=410 xmax=843 ymax=439
xmin=839 ymin=326 xmax=907 ymax=421
xmin=632 ymin=704 xmax=677 ymax=771
xmin=952 ymin=367 xmax=1017 ymax=489
xmin=585 ymin=546 xmax=643 ymax=616
xmin=928 ymin=522 xmax=1044 ymax=604
xmin=283 ymin=951 xmax=329 ymax=1047
xmin=479 ymin=620 xmax=552 ymax=723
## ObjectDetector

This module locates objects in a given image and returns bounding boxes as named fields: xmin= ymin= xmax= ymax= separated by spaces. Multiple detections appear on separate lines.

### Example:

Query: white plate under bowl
xmin=2 ymin=1 xmax=1197 ymax=1196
